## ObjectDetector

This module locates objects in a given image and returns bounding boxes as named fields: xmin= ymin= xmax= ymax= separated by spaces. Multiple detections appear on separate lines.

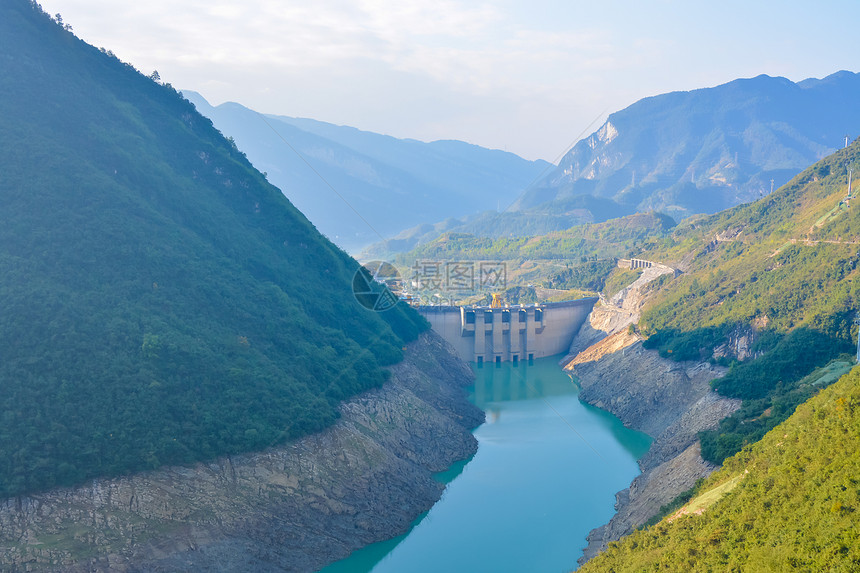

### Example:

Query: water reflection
xmin=472 ymin=358 xmax=577 ymax=407
xmin=319 ymin=356 xmax=651 ymax=573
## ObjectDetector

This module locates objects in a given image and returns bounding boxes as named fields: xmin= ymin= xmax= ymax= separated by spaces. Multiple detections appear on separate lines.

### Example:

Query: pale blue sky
xmin=38 ymin=0 xmax=860 ymax=161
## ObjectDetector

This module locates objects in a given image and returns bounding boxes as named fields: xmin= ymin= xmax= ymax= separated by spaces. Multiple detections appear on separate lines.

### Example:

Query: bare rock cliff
xmin=560 ymin=262 xmax=673 ymax=365
xmin=0 ymin=331 xmax=483 ymax=573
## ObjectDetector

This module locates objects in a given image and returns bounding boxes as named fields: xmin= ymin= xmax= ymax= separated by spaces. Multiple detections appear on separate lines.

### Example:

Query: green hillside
xmin=389 ymin=211 xmax=675 ymax=299
xmin=0 ymin=0 xmax=426 ymax=497
xmin=633 ymin=140 xmax=860 ymax=463
xmin=580 ymin=365 xmax=860 ymax=572
xmin=401 ymin=211 xmax=674 ymax=263
xmin=641 ymin=140 xmax=860 ymax=346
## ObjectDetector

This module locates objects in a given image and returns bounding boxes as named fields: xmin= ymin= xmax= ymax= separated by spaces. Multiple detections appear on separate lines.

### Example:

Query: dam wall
xmin=418 ymin=297 xmax=598 ymax=364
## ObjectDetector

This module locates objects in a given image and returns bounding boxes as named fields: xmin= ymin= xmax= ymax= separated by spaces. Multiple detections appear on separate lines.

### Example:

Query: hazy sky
xmin=38 ymin=0 xmax=860 ymax=161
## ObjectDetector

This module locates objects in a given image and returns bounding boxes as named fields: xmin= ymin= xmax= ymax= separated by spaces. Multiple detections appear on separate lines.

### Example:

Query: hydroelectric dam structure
xmin=416 ymin=297 xmax=598 ymax=364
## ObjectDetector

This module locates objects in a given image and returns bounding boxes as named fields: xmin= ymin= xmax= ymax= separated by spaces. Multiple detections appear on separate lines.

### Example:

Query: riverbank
xmin=0 ymin=331 xmax=483 ymax=573
xmin=561 ymin=265 xmax=741 ymax=565
xmin=319 ymin=353 xmax=651 ymax=573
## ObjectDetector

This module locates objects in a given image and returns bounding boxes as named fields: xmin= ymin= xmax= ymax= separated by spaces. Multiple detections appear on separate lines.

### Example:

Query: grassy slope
xmin=0 ymin=1 xmax=426 ymax=497
xmin=641 ymin=140 xmax=860 ymax=344
xmin=580 ymin=366 xmax=860 ymax=572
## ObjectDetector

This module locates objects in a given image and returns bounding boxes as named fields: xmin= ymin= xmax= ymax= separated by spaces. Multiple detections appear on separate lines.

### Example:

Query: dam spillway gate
xmin=416 ymin=297 xmax=598 ymax=364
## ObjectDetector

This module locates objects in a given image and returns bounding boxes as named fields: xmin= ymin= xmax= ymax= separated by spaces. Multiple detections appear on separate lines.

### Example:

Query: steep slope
xmin=182 ymin=91 xmax=551 ymax=252
xmin=0 ymin=331 xmax=483 ymax=573
xmin=516 ymin=72 xmax=860 ymax=221
xmin=634 ymin=140 xmax=860 ymax=465
xmin=0 ymin=0 xmax=427 ymax=498
xmin=640 ymin=140 xmax=860 ymax=371
xmin=564 ymin=264 xmax=740 ymax=563
xmin=580 ymin=365 xmax=860 ymax=572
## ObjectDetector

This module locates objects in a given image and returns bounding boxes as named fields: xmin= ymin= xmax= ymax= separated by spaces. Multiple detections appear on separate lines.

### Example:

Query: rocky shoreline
xmin=0 ymin=331 xmax=483 ymax=573
xmin=569 ymin=340 xmax=739 ymax=564
xmin=561 ymin=264 xmax=741 ymax=565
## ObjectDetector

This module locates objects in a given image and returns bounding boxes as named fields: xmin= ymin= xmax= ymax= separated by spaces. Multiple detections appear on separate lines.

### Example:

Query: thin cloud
xmin=37 ymin=0 xmax=860 ymax=160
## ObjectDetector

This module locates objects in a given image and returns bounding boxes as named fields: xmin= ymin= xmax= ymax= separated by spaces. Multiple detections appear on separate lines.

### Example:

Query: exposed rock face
xmin=0 ymin=331 xmax=483 ymax=573
xmin=566 ymin=328 xmax=641 ymax=368
xmin=571 ymin=341 xmax=730 ymax=442
xmin=609 ymin=263 xmax=676 ymax=314
xmin=712 ymin=324 xmax=765 ymax=361
xmin=560 ymin=262 xmax=673 ymax=365
xmin=562 ymin=304 xmax=637 ymax=362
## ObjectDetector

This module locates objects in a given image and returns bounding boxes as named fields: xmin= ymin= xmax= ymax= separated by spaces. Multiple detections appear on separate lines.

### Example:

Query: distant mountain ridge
xmin=182 ymin=91 xmax=551 ymax=252
xmin=515 ymin=71 xmax=860 ymax=221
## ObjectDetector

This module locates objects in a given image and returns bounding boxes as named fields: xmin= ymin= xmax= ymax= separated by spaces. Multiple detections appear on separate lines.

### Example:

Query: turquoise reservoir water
xmin=320 ymin=356 xmax=651 ymax=573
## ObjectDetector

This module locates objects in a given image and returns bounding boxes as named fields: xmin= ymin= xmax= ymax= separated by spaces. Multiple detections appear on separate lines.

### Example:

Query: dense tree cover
xmin=580 ymin=366 xmax=860 ymax=572
xmin=0 ymin=1 xmax=426 ymax=497
xmin=700 ymin=357 xmax=854 ymax=464
xmin=401 ymin=211 xmax=674 ymax=264
xmin=393 ymin=212 xmax=674 ymax=294
xmin=542 ymin=259 xmax=616 ymax=292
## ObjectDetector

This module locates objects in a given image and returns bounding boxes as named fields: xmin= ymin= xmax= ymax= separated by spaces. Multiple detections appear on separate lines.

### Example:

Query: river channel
xmin=320 ymin=355 xmax=651 ymax=573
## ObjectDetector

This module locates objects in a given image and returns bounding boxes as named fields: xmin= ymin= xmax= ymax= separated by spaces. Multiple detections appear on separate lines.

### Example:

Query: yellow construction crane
xmin=490 ymin=293 xmax=504 ymax=308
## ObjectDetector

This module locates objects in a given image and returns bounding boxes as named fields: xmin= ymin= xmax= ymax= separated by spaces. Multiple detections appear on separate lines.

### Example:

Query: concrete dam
xmin=416 ymin=297 xmax=598 ymax=364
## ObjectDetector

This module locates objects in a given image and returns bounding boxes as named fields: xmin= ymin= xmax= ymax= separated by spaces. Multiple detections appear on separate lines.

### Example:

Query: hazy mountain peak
xmin=181 ymin=91 xmax=550 ymax=252
xmin=514 ymin=71 xmax=860 ymax=222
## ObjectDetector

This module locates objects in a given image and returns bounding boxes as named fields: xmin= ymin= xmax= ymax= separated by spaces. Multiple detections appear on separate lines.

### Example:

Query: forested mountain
xmin=362 ymin=72 xmax=860 ymax=258
xmin=515 ymin=71 xmax=860 ymax=222
xmin=182 ymin=91 xmax=551 ymax=253
xmin=0 ymin=0 xmax=426 ymax=498
xmin=358 ymin=204 xmax=606 ymax=260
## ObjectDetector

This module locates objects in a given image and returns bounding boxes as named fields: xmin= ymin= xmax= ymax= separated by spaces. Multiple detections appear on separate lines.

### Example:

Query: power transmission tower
xmin=855 ymin=316 xmax=860 ymax=362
